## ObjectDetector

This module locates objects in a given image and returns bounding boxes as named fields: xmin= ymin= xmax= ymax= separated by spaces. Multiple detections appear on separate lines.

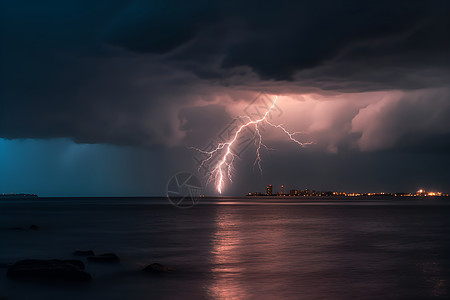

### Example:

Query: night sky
xmin=1 ymin=0 xmax=450 ymax=196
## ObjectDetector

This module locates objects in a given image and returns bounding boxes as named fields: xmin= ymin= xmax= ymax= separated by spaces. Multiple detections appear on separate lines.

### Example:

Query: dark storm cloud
xmin=219 ymin=0 xmax=450 ymax=82
xmin=104 ymin=0 xmax=219 ymax=54
xmin=106 ymin=0 xmax=450 ymax=84
xmin=1 ymin=0 xmax=450 ymax=150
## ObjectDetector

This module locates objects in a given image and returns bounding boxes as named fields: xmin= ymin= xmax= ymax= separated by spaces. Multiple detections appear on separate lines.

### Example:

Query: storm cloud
xmin=1 ymin=1 xmax=450 ymax=165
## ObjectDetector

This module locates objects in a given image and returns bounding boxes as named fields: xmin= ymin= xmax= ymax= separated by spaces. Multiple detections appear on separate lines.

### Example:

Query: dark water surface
xmin=1 ymin=197 xmax=449 ymax=299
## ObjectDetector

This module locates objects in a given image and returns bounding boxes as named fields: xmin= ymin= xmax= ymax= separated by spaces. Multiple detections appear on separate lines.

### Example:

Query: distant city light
xmin=245 ymin=186 xmax=447 ymax=197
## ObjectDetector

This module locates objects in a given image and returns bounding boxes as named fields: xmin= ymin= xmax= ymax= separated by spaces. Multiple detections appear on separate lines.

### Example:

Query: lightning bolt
xmin=192 ymin=96 xmax=311 ymax=194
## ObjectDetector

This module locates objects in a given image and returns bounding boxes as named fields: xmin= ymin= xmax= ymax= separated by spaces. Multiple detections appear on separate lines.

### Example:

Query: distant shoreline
xmin=0 ymin=193 xmax=39 ymax=199
xmin=246 ymin=193 xmax=449 ymax=197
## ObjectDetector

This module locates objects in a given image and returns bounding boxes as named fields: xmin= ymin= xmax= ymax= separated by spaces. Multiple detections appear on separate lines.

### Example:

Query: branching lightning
xmin=192 ymin=96 xmax=311 ymax=194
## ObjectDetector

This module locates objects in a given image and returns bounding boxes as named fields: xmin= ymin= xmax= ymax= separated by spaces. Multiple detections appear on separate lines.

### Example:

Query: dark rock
xmin=7 ymin=259 xmax=91 ymax=282
xmin=87 ymin=253 xmax=119 ymax=263
xmin=73 ymin=250 xmax=95 ymax=257
xmin=143 ymin=263 xmax=175 ymax=274
xmin=64 ymin=260 xmax=85 ymax=270
xmin=29 ymin=224 xmax=39 ymax=230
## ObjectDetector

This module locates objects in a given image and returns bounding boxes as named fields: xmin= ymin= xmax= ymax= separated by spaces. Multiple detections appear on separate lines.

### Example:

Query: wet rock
xmin=29 ymin=224 xmax=39 ymax=230
xmin=7 ymin=259 xmax=91 ymax=282
xmin=73 ymin=250 xmax=95 ymax=256
xmin=143 ymin=263 xmax=175 ymax=274
xmin=87 ymin=253 xmax=119 ymax=263
xmin=64 ymin=260 xmax=85 ymax=270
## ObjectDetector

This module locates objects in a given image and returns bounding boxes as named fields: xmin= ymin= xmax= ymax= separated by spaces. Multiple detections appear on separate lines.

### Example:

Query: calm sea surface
xmin=1 ymin=197 xmax=449 ymax=299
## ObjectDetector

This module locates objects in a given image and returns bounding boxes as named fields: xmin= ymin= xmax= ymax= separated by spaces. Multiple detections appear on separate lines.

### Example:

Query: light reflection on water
xmin=205 ymin=204 xmax=450 ymax=299
xmin=208 ymin=210 xmax=249 ymax=299
xmin=207 ymin=206 xmax=336 ymax=299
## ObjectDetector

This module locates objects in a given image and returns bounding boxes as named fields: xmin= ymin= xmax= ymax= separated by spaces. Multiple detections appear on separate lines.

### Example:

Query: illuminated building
xmin=290 ymin=189 xmax=299 ymax=196
xmin=266 ymin=185 xmax=273 ymax=196
xmin=416 ymin=189 xmax=426 ymax=196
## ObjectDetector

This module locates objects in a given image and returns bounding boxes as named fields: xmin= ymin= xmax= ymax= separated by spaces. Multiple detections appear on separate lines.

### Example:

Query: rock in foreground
xmin=143 ymin=263 xmax=175 ymax=274
xmin=7 ymin=259 xmax=91 ymax=282
xmin=29 ymin=224 xmax=39 ymax=230
xmin=87 ymin=253 xmax=119 ymax=263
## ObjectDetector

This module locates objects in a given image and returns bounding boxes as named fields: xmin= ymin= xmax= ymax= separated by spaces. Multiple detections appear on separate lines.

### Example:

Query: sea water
xmin=1 ymin=197 xmax=449 ymax=299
